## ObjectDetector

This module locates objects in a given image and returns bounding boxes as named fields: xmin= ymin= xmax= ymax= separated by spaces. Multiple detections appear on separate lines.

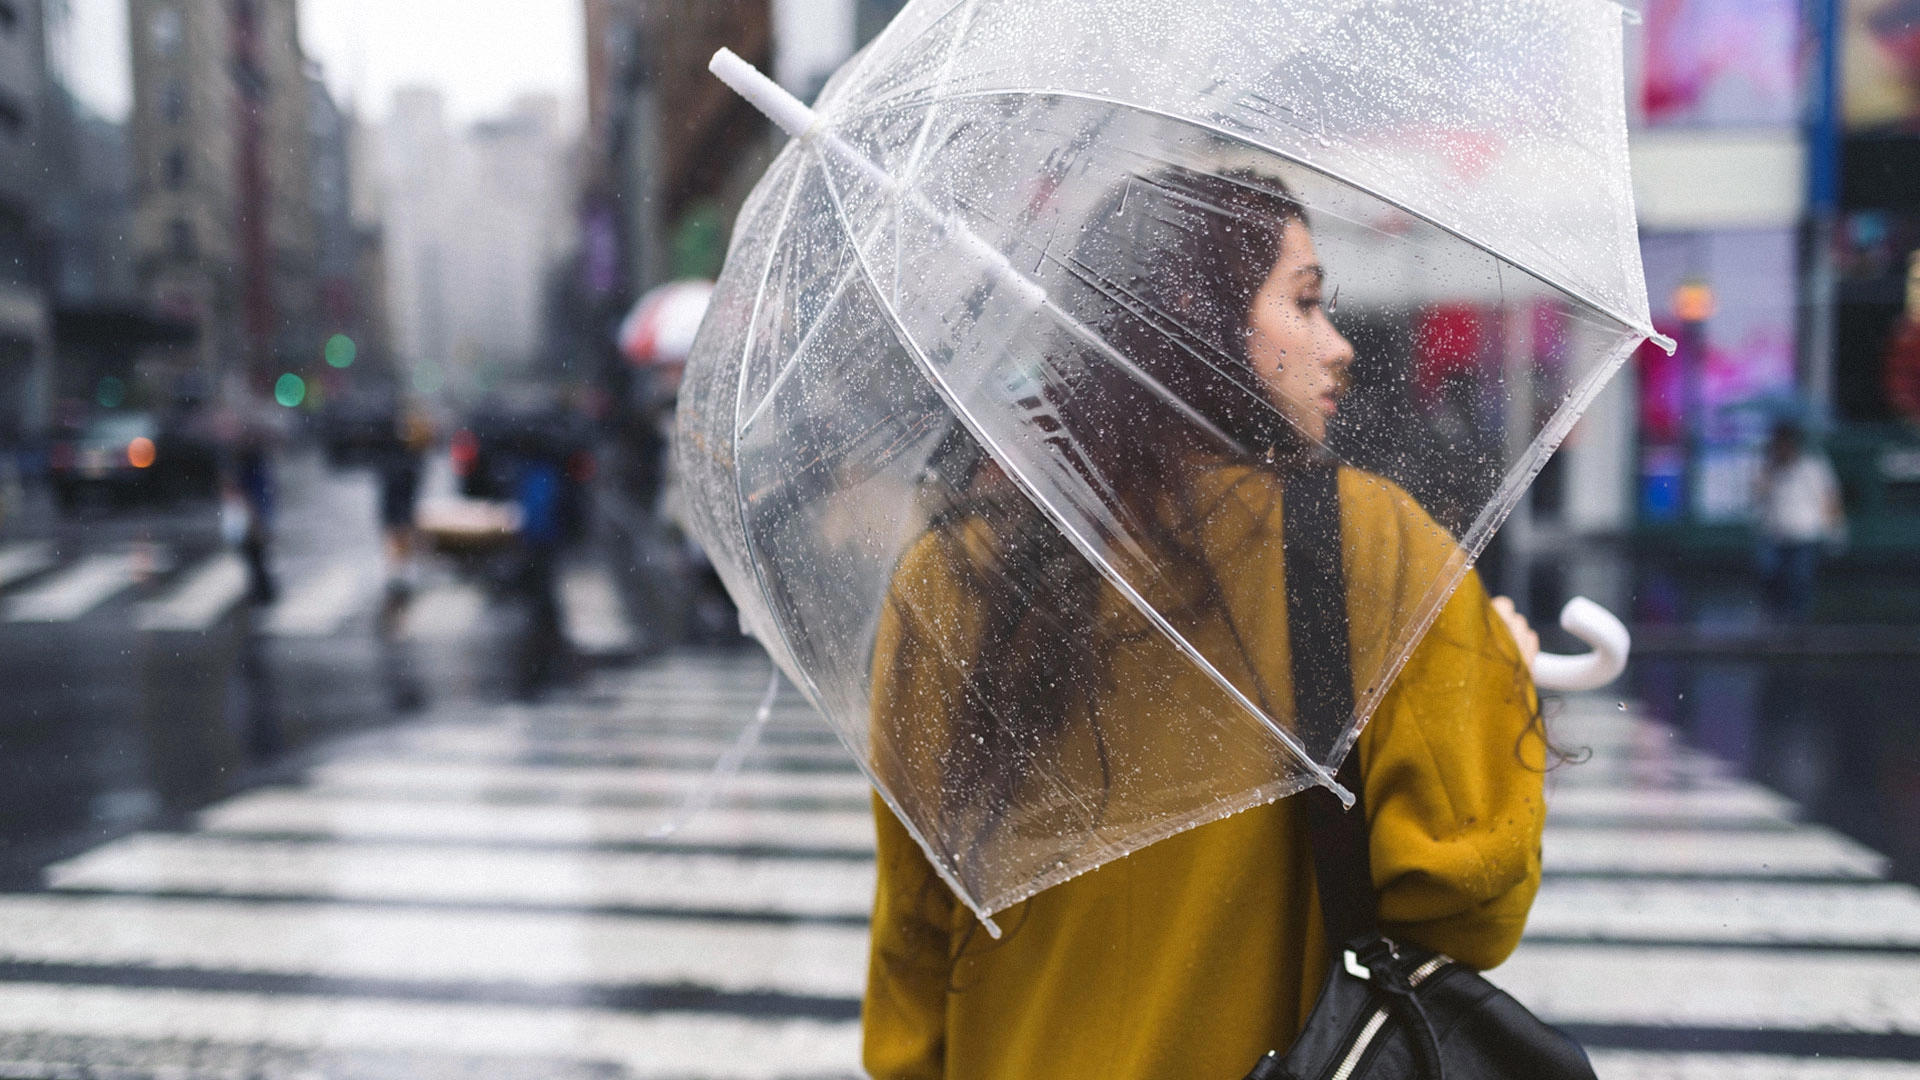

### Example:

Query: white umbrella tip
xmin=709 ymin=48 xmax=817 ymax=140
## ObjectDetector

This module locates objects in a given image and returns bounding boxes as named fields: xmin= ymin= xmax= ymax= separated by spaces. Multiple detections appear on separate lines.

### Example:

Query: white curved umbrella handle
xmin=1530 ymin=596 xmax=1630 ymax=692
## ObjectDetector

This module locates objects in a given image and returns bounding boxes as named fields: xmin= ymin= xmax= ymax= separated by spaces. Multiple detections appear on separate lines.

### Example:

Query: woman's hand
xmin=1489 ymin=596 xmax=1540 ymax=669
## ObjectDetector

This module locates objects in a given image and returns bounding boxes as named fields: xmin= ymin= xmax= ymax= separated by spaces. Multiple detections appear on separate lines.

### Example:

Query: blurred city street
xmin=0 ymin=576 xmax=1914 ymax=1076
xmin=2 ymin=0 xmax=1919 ymax=1075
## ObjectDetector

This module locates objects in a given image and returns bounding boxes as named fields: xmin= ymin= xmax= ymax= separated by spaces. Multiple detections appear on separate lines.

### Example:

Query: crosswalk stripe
xmin=1543 ymin=785 xmax=1796 ymax=825
xmin=387 ymin=726 xmax=856 ymax=764
xmin=1529 ymin=879 xmax=1920 ymax=948
xmin=3 ymin=553 xmax=137 ymax=623
xmin=561 ymin=565 xmax=637 ymax=655
xmin=1586 ymin=1051 xmax=1920 ymax=1079
xmin=46 ymin=834 xmax=876 ymax=915
xmin=197 ymin=791 xmax=876 ymax=850
xmin=306 ymin=760 xmax=875 ymax=802
xmin=0 ymin=894 xmax=868 ymax=997
xmin=0 ymin=541 xmax=55 ymax=590
xmin=263 ymin=561 xmax=373 ymax=637
xmin=1496 ymin=944 xmax=1920 ymax=1031
xmin=401 ymin=583 xmax=487 ymax=641
xmin=134 ymin=553 xmax=249 ymax=633
xmin=1542 ymin=825 xmax=1888 ymax=879
xmin=0 ymin=983 xmax=862 ymax=1076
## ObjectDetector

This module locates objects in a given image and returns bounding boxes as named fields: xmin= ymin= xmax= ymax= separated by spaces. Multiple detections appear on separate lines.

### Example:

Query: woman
xmin=864 ymin=169 xmax=1545 ymax=1079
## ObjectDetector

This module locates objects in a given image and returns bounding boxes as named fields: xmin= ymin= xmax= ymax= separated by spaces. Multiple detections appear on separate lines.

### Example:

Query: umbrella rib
xmin=732 ymin=153 xmax=810 ymax=436
xmin=809 ymin=143 xmax=1349 ymax=803
xmin=736 ymin=258 xmax=867 ymax=438
xmin=832 ymin=85 xmax=1665 ymax=348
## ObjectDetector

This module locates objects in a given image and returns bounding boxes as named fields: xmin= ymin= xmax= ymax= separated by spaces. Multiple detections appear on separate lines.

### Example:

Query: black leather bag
xmin=1242 ymin=464 xmax=1596 ymax=1080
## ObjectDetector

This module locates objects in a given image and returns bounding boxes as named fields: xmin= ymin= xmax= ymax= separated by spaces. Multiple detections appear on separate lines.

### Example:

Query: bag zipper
xmin=1327 ymin=953 xmax=1451 ymax=1080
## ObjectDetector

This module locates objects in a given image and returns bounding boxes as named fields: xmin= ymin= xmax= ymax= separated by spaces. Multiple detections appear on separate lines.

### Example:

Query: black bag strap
xmin=1282 ymin=461 xmax=1380 ymax=949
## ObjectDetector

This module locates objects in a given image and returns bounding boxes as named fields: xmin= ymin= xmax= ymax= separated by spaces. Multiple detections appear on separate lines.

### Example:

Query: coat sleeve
xmin=1357 ymin=567 xmax=1546 ymax=971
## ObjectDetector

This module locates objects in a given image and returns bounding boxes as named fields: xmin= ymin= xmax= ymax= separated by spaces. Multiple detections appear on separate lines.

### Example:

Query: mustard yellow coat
xmin=862 ymin=467 xmax=1546 ymax=1080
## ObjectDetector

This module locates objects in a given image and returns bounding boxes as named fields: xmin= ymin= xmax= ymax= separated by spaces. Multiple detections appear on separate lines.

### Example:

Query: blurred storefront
xmin=1521 ymin=0 xmax=1920 ymax=556
xmin=1625 ymin=0 xmax=1808 ymax=539
xmin=1833 ymin=0 xmax=1920 ymax=551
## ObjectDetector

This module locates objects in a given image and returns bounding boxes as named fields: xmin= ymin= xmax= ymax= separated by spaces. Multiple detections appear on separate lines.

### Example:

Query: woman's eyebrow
xmin=1294 ymin=264 xmax=1326 ymax=284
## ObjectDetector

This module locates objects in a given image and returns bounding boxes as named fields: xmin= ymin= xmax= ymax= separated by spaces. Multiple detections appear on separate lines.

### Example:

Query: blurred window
xmin=0 ymin=91 xmax=22 ymax=137
xmin=165 ymin=148 xmax=188 ymax=189
xmin=163 ymin=83 xmax=188 ymax=124
xmin=0 ymin=2 xmax=17 ymax=34
xmin=169 ymin=219 xmax=196 ymax=261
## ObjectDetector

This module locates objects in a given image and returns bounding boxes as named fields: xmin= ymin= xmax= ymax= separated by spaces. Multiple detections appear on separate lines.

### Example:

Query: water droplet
xmin=1616 ymin=702 xmax=1627 ymax=711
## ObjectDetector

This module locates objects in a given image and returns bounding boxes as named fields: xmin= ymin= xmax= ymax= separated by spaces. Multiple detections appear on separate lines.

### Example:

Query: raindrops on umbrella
xmin=679 ymin=0 xmax=1672 ymax=929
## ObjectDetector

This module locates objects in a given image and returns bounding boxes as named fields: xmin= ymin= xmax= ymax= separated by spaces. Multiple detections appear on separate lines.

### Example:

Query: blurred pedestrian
xmin=377 ymin=404 xmax=433 ymax=631
xmin=1754 ymin=420 xmax=1844 ymax=624
xmin=511 ymin=433 xmax=568 ymax=697
xmin=231 ymin=443 xmax=277 ymax=605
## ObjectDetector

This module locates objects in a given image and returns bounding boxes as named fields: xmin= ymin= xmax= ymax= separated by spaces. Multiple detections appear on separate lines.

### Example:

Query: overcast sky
xmin=58 ymin=0 xmax=584 ymax=125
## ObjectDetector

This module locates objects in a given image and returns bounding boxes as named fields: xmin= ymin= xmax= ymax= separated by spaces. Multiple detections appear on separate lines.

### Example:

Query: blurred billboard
xmin=1640 ymin=0 xmax=1801 ymax=127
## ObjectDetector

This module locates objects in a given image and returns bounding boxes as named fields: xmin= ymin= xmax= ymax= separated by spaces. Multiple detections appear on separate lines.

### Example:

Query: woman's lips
xmin=1316 ymin=394 xmax=1339 ymax=417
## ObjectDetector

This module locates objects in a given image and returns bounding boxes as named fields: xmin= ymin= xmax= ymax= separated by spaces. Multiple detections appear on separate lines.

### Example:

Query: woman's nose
xmin=1323 ymin=325 xmax=1355 ymax=373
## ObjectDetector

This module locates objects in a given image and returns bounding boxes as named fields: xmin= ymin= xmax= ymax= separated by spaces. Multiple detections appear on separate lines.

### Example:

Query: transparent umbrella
xmin=677 ymin=0 xmax=1673 ymax=931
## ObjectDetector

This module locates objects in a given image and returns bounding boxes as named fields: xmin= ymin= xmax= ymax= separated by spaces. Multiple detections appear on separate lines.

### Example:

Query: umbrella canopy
xmin=678 ymin=0 xmax=1671 ymax=929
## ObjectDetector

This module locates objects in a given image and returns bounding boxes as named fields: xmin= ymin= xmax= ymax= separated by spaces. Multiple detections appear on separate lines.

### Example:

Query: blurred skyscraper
xmin=0 ymin=0 xmax=53 ymax=461
xmin=126 ymin=0 xmax=320 ymax=388
xmin=377 ymin=89 xmax=574 ymax=399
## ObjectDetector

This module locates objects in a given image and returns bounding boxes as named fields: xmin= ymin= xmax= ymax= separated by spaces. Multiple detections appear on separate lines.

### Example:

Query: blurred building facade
xmin=0 ymin=0 xmax=53 ymax=462
xmin=377 ymin=90 xmax=574 ymax=399
xmin=583 ymin=0 xmax=776 ymax=300
xmin=126 ymin=0 xmax=320 ymax=390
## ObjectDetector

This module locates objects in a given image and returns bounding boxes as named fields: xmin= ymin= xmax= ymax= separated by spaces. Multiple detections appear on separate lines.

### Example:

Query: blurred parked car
xmin=49 ymin=412 xmax=219 ymax=510
xmin=448 ymin=400 xmax=597 ymax=545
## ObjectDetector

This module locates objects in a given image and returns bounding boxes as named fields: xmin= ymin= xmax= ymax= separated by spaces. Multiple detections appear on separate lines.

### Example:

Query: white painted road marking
xmin=400 ymin=583 xmax=487 ymax=641
xmin=47 ymin=833 xmax=876 ymax=917
xmin=0 ymin=541 xmax=55 ymax=590
xmin=306 ymin=759 xmax=874 ymax=802
xmin=263 ymin=561 xmax=373 ymax=637
xmin=0 ymin=984 xmax=862 ymax=1079
xmin=1496 ymin=943 xmax=1920 ymax=1032
xmin=1543 ymin=824 xmax=1889 ymax=879
xmin=198 ymin=789 xmax=876 ymax=850
xmin=0 ymin=893 xmax=867 ymax=996
xmin=135 ymin=553 xmax=249 ymax=632
xmin=1530 ymin=879 xmax=1920 ymax=948
xmin=4 ymin=553 xmax=138 ymax=623
xmin=561 ymin=565 xmax=636 ymax=655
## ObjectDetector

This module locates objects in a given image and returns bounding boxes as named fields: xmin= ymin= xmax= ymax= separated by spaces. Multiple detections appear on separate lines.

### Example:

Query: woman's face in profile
xmin=1243 ymin=222 xmax=1354 ymax=444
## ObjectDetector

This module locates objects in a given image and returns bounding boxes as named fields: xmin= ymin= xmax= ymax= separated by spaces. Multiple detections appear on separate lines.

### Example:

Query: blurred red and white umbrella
xmin=618 ymin=280 xmax=714 ymax=372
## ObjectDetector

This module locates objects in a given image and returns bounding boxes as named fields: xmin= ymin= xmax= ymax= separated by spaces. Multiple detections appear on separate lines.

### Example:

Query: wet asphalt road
xmin=0 ymin=451 xmax=536 ymax=887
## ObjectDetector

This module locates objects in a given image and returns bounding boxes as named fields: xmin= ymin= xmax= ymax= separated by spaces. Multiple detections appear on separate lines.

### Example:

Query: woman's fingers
xmin=1490 ymin=596 xmax=1540 ymax=668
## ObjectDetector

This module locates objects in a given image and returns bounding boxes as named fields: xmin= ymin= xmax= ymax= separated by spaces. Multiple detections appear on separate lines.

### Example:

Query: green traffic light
xmin=324 ymin=333 xmax=357 ymax=368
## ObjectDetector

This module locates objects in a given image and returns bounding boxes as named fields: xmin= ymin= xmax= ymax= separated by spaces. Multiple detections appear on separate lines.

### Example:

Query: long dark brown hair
xmin=898 ymin=168 xmax=1312 ymax=886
